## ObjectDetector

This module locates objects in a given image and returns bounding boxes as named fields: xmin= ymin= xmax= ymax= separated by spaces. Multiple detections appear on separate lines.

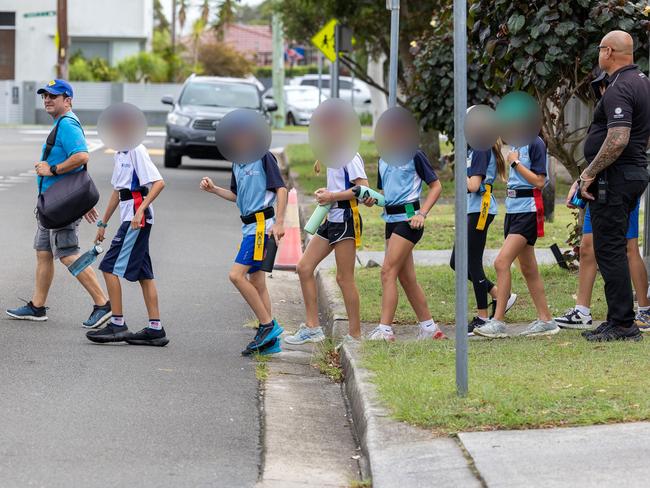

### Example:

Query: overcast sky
xmin=161 ymin=0 xmax=265 ymax=35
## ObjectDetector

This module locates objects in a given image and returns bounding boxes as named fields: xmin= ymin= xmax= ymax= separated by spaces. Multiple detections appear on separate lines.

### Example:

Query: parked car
xmin=289 ymin=75 xmax=372 ymax=113
xmin=161 ymin=74 xmax=277 ymax=168
xmin=262 ymin=85 xmax=327 ymax=126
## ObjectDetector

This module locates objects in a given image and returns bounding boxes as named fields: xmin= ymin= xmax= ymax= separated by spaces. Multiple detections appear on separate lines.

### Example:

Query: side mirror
xmin=161 ymin=95 xmax=174 ymax=106
xmin=265 ymin=100 xmax=278 ymax=112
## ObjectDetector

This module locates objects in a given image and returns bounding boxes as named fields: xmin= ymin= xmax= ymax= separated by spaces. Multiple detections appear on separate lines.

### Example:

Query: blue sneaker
xmin=82 ymin=301 xmax=112 ymax=329
xmin=6 ymin=300 xmax=48 ymax=322
xmin=635 ymin=310 xmax=650 ymax=332
xmin=283 ymin=324 xmax=326 ymax=345
xmin=242 ymin=320 xmax=284 ymax=356
xmin=258 ymin=338 xmax=281 ymax=356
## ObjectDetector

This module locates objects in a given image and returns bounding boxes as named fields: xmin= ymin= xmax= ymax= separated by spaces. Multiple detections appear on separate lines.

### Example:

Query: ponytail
xmin=313 ymin=159 xmax=321 ymax=174
xmin=493 ymin=139 xmax=507 ymax=182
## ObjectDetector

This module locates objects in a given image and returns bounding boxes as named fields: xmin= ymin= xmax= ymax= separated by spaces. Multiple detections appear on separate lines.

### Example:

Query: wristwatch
xmin=50 ymin=164 xmax=58 ymax=176
xmin=510 ymin=160 xmax=520 ymax=169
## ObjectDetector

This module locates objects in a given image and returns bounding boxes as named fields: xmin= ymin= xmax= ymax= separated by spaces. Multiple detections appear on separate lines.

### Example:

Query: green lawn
xmin=361 ymin=333 xmax=650 ymax=433
xmin=355 ymin=265 xmax=606 ymax=325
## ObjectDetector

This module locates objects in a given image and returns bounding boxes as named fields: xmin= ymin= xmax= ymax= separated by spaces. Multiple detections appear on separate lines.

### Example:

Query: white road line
xmin=20 ymin=129 xmax=166 ymax=137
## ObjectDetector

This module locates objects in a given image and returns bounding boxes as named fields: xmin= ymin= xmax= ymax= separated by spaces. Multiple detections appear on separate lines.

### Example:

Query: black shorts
xmin=504 ymin=212 xmax=538 ymax=246
xmin=316 ymin=216 xmax=362 ymax=245
xmin=385 ymin=221 xmax=424 ymax=245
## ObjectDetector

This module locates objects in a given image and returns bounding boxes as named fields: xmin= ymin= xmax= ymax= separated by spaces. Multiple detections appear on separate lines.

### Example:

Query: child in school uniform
xmin=88 ymin=144 xmax=168 ymax=346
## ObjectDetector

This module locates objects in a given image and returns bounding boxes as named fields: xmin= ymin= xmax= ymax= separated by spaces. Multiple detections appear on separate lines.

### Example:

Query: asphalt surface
xmin=0 ymin=127 xmax=307 ymax=487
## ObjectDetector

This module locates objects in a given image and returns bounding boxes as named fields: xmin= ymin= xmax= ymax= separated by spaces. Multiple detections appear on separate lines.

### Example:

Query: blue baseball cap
xmin=37 ymin=79 xmax=74 ymax=98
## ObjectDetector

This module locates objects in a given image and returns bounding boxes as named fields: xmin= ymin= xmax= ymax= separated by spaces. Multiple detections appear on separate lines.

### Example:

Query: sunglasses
xmin=41 ymin=93 xmax=65 ymax=100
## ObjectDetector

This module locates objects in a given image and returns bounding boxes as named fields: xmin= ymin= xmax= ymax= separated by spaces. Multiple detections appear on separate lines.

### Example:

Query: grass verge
xmin=312 ymin=338 xmax=344 ymax=382
xmin=355 ymin=264 xmax=606 ymax=325
xmin=361 ymin=332 xmax=650 ymax=433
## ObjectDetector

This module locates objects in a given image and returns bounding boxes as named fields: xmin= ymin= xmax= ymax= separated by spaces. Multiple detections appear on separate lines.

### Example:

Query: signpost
xmin=386 ymin=0 xmax=400 ymax=108
xmin=312 ymin=18 xmax=339 ymax=99
xmin=453 ymin=0 xmax=469 ymax=397
xmin=272 ymin=13 xmax=286 ymax=129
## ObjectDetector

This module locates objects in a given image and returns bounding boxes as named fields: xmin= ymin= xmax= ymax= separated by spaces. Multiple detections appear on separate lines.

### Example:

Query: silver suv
xmin=161 ymin=74 xmax=277 ymax=168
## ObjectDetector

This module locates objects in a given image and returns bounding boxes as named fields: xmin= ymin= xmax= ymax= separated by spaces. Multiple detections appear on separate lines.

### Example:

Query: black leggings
xmin=450 ymin=213 xmax=495 ymax=310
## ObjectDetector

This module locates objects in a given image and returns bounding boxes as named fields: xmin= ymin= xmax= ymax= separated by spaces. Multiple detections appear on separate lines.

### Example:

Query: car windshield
xmin=180 ymin=82 xmax=260 ymax=109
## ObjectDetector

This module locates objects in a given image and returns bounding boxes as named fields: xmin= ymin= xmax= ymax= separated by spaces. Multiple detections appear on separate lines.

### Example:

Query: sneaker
xmin=473 ymin=319 xmax=507 ymax=339
xmin=586 ymin=323 xmax=643 ymax=342
xmin=283 ymin=323 xmax=326 ymax=345
xmin=82 ymin=301 xmax=112 ymax=329
xmin=581 ymin=321 xmax=610 ymax=338
xmin=86 ymin=323 xmax=130 ymax=343
xmin=489 ymin=294 xmax=518 ymax=319
xmin=468 ymin=316 xmax=487 ymax=336
xmin=635 ymin=310 xmax=650 ymax=332
xmin=555 ymin=308 xmax=593 ymax=330
xmin=368 ymin=326 xmax=396 ymax=342
xmin=519 ymin=319 xmax=560 ymax=337
xmin=124 ymin=327 xmax=169 ymax=347
xmin=242 ymin=320 xmax=284 ymax=355
xmin=242 ymin=337 xmax=282 ymax=356
xmin=417 ymin=326 xmax=446 ymax=340
xmin=6 ymin=299 xmax=48 ymax=322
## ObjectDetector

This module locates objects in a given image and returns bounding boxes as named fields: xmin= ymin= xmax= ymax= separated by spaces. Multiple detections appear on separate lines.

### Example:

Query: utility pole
xmin=386 ymin=0 xmax=400 ymax=107
xmin=331 ymin=25 xmax=340 ymax=98
xmin=271 ymin=13 xmax=285 ymax=129
xmin=171 ymin=0 xmax=177 ymax=80
xmin=56 ymin=0 xmax=68 ymax=79
xmin=453 ymin=0 xmax=469 ymax=397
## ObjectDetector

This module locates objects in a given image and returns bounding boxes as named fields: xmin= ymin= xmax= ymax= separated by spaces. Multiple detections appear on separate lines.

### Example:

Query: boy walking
xmin=200 ymin=151 xmax=287 ymax=355
xmin=87 ymin=144 xmax=168 ymax=346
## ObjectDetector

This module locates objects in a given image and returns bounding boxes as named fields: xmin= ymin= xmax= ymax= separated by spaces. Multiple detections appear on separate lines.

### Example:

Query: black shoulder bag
xmin=36 ymin=116 xmax=100 ymax=229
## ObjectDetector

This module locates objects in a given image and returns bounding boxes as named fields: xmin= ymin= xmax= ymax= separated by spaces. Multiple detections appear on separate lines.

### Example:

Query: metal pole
xmin=317 ymin=51 xmax=323 ymax=103
xmin=331 ymin=25 xmax=340 ymax=98
xmin=171 ymin=0 xmax=176 ymax=80
xmin=453 ymin=0 xmax=469 ymax=397
xmin=387 ymin=0 xmax=400 ymax=107
xmin=56 ymin=0 xmax=68 ymax=79
xmin=272 ymin=13 xmax=285 ymax=129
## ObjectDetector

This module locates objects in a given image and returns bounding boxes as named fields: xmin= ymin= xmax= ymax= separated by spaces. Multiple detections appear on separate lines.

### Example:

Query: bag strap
xmin=39 ymin=115 xmax=77 ymax=195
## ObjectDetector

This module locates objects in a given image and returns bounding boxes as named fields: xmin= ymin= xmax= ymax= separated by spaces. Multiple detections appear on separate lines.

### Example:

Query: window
xmin=180 ymin=82 xmax=260 ymax=109
xmin=0 ymin=12 xmax=15 ymax=26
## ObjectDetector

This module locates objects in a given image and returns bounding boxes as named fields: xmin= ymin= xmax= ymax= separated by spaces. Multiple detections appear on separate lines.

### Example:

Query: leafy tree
xmin=116 ymin=52 xmax=169 ymax=82
xmin=69 ymin=52 xmax=119 ymax=81
xmin=153 ymin=0 xmax=170 ymax=32
xmin=198 ymin=37 xmax=253 ymax=77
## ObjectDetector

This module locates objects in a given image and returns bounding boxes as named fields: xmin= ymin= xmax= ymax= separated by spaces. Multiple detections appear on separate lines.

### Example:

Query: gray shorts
xmin=34 ymin=219 xmax=81 ymax=260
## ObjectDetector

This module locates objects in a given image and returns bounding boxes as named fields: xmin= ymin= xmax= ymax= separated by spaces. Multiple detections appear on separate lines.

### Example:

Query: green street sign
xmin=23 ymin=11 xmax=57 ymax=18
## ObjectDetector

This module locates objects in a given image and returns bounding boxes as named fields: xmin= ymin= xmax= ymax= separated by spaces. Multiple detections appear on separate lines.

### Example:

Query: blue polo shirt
xmin=505 ymin=137 xmax=547 ymax=214
xmin=230 ymin=152 xmax=286 ymax=236
xmin=467 ymin=148 xmax=498 ymax=215
xmin=37 ymin=111 xmax=87 ymax=193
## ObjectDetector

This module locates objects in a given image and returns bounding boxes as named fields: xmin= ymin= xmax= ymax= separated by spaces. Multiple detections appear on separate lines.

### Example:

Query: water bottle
xmin=569 ymin=188 xmax=587 ymax=209
xmin=68 ymin=244 xmax=104 ymax=277
xmin=351 ymin=185 xmax=385 ymax=207
xmin=304 ymin=204 xmax=332 ymax=234
xmin=260 ymin=236 xmax=278 ymax=273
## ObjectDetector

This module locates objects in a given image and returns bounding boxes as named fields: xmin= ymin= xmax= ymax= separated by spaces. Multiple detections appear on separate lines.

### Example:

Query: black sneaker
xmin=581 ymin=321 xmax=610 ymax=338
xmin=468 ymin=316 xmax=487 ymax=336
xmin=124 ymin=327 xmax=169 ymax=347
xmin=242 ymin=337 xmax=281 ymax=357
xmin=86 ymin=323 xmax=130 ymax=343
xmin=586 ymin=323 xmax=643 ymax=342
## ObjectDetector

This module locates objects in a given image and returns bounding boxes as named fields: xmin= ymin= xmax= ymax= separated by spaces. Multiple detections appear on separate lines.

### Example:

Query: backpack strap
xmin=38 ymin=115 xmax=84 ymax=195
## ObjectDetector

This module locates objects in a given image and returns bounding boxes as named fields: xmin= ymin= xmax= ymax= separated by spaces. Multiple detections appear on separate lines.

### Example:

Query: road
xmin=0 ymin=127 xmax=307 ymax=487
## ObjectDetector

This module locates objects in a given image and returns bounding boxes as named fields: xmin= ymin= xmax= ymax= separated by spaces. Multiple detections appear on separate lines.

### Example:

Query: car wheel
xmin=164 ymin=148 xmax=182 ymax=168
xmin=286 ymin=112 xmax=296 ymax=126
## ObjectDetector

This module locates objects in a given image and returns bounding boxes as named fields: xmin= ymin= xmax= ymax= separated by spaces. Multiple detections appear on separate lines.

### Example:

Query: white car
xmin=289 ymin=75 xmax=372 ymax=113
xmin=263 ymin=85 xmax=327 ymax=126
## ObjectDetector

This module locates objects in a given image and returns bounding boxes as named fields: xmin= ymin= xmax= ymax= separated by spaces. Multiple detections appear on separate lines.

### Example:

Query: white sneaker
xmin=473 ymin=319 xmax=508 ymax=339
xmin=489 ymin=294 xmax=518 ymax=318
xmin=417 ymin=325 xmax=446 ymax=340
xmin=519 ymin=319 xmax=560 ymax=337
xmin=368 ymin=326 xmax=396 ymax=342
xmin=283 ymin=324 xmax=326 ymax=345
xmin=555 ymin=308 xmax=593 ymax=329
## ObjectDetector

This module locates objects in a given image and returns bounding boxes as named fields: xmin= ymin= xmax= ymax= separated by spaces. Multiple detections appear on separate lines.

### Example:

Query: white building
xmin=0 ymin=0 xmax=153 ymax=81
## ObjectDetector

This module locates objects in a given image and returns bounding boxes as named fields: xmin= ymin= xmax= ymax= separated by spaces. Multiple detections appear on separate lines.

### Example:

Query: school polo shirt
xmin=467 ymin=148 xmax=498 ymax=215
xmin=505 ymin=137 xmax=547 ymax=214
xmin=326 ymin=153 xmax=366 ymax=223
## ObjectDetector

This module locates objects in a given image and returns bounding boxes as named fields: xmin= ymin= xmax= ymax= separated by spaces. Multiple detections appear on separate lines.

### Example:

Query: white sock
xmin=148 ymin=319 xmax=162 ymax=330
xmin=419 ymin=319 xmax=438 ymax=330
xmin=638 ymin=306 xmax=650 ymax=312
xmin=111 ymin=315 xmax=125 ymax=326
xmin=575 ymin=305 xmax=590 ymax=316
xmin=477 ymin=316 xmax=488 ymax=322
xmin=379 ymin=324 xmax=393 ymax=333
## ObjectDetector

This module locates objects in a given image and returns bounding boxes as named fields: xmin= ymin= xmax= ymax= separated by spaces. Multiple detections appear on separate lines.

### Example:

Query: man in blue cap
xmin=5 ymin=79 xmax=112 ymax=328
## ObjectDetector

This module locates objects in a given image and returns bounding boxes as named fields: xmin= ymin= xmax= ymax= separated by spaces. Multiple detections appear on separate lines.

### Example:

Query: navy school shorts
xmin=99 ymin=222 xmax=154 ymax=282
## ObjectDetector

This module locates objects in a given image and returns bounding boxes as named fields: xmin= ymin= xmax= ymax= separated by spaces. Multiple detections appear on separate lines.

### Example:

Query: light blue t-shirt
xmin=467 ymin=148 xmax=498 ymax=215
xmin=377 ymin=150 xmax=438 ymax=223
xmin=505 ymin=137 xmax=548 ymax=214
xmin=37 ymin=111 xmax=87 ymax=193
xmin=230 ymin=152 xmax=286 ymax=236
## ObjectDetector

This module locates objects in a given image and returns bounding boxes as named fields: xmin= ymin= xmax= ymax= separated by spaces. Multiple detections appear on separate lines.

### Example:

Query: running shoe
xmin=368 ymin=326 xmax=396 ymax=342
xmin=417 ymin=326 xmax=446 ymax=340
xmin=283 ymin=324 xmax=326 ymax=345
xmin=582 ymin=321 xmax=610 ymax=338
xmin=489 ymin=293 xmax=518 ymax=319
xmin=468 ymin=316 xmax=487 ymax=336
xmin=6 ymin=299 xmax=48 ymax=322
xmin=124 ymin=327 xmax=169 ymax=347
xmin=519 ymin=319 xmax=560 ymax=337
xmin=82 ymin=301 xmax=112 ymax=329
xmin=634 ymin=310 xmax=650 ymax=332
xmin=86 ymin=323 xmax=130 ymax=343
xmin=242 ymin=320 xmax=284 ymax=355
xmin=555 ymin=308 xmax=593 ymax=330
xmin=586 ymin=323 xmax=643 ymax=342
xmin=259 ymin=338 xmax=282 ymax=356
xmin=473 ymin=319 xmax=507 ymax=339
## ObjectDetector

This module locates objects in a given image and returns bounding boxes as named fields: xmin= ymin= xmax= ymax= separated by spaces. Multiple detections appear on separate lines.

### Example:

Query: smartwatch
xmin=50 ymin=164 xmax=58 ymax=176
xmin=510 ymin=160 xmax=520 ymax=169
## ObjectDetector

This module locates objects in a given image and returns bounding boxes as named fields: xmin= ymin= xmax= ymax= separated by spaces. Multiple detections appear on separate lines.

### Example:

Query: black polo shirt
xmin=584 ymin=64 xmax=650 ymax=169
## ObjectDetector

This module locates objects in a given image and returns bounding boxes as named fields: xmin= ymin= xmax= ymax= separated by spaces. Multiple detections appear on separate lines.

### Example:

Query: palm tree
xmin=213 ymin=0 xmax=237 ymax=41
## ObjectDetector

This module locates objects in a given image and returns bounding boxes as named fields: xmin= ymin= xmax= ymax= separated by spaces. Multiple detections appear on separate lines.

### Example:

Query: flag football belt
xmin=119 ymin=187 xmax=150 ymax=228
xmin=506 ymin=188 xmax=545 ymax=237
xmin=476 ymin=183 xmax=492 ymax=231
xmin=241 ymin=207 xmax=275 ymax=261
xmin=329 ymin=200 xmax=361 ymax=247
xmin=385 ymin=200 xmax=420 ymax=217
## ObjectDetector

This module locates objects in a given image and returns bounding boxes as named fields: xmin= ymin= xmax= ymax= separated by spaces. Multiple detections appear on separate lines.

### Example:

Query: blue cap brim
xmin=37 ymin=87 xmax=69 ymax=96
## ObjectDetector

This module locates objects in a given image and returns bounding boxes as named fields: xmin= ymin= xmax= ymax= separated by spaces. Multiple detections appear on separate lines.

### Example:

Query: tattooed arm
xmin=579 ymin=126 xmax=631 ymax=200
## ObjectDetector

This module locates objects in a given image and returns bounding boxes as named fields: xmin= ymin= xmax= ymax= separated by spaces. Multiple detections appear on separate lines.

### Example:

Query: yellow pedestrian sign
xmin=311 ymin=18 xmax=338 ymax=62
